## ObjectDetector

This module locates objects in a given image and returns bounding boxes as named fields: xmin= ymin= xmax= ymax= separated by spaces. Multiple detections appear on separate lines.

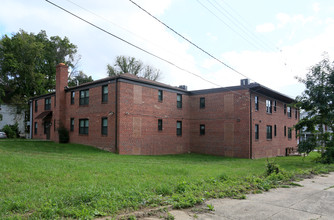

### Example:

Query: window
xmin=274 ymin=125 xmax=277 ymax=137
xmin=102 ymin=85 xmax=108 ymax=103
xmin=45 ymin=97 xmax=51 ymax=110
xmin=70 ymin=118 xmax=74 ymax=132
xmin=34 ymin=122 xmax=38 ymax=135
xmin=284 ymin=126 xmax=287 ymax=137
xmin=200 ymin=97 xmax=205 ymax=109
xmin=80 ymin=89 xmax=89 ymax=105
xmin=284 ymin=104 xmax=287 ymax=114
xmin=255 ymin=96 xmax=259 ymax=111
xmin=266 ymin=125 xmax=272 ymax=139
xmin=295 ymin=108 xmax=298 ymax=119
xmin=273 ymin=100 xmax=277 ymax=112
xmin=266 ymin=100 xmax=272 ymax=114
xmin=79 ymin=119 xmax=89 ymax=135
xmin=255 ymin=124 xmax=259 ymax=140
xmin=288 ymin=127 xmax=292 ymax=139
xmin=158 ymin=119 xmax=163 ymax=131
xmin=177 ymin=94 xmax=182 ymax=108
xmin=287 ymin=106 xmax=291 ymax=118
xmin=176 ymin=121 xmax=182 ymax=136
xmin=200 ymin=124 xmax=205 ymax=135
xmin=35 ymin=100 xmax=38 ymax=112
xmin=158 ymin=90 xmax=163 ymax=102
xmin=101 ymin=117 xmax=108 ymax=135
xmin=71 ymin=91 xmax=75 ymax=105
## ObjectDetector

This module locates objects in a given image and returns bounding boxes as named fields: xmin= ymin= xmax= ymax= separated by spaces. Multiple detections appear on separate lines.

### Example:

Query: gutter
xmin=115 ymin=78 xmax=118 ymax=153
xmin=249 ymin=91 xmax=252 ymax=159
xmin=29 ymin=100 xmax=33 ymax=139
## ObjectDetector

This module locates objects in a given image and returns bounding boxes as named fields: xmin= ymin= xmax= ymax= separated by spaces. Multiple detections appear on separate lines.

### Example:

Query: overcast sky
xmin=1 ymin=0 xmax=334 ymax=98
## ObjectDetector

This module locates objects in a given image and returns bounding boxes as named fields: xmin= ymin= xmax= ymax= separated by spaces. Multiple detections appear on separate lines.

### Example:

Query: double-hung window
xmin=101 ymin=117 xmax=108 ymax=135
xmin=45 ymin=97 xmax=51 ymax=110
xmin=80 ymin=89 xmax=89 ymax=105
xmin=79 ymin=119 xmax=89 ymax=135
xmin=34 ymin=122 xmax=38 ymax=135
xmin=200 ymin=97 xmax=205 ymax=109
xmin=70 ymin=118 xmax=74 ymax=132
xmin=200 ymin=124 xmax=205 ymax=135
xmin=158 ymin=90 xmax=163 ymax=102
xmin=266 ymin=100 xmax=272 ymax=114
xmin=71 ymin=91 xmax=75 ymax=105
xmin=266 ymin=125 xmax=272 ymax=139
xmin=255 ymin=124 xmax=259 ymax=140
xmin=273 ymin=100 xmax=277 ymax=112
xmin=102 ymin=85 xmax=108 ymax=103
xmin=177 ymin=94 xmax=182 ymax=108
xmin=288 ymin=127 xmax=292 ymax=139
xmin=255 ymin=96 xmax=259 ymax=111
xmin=176 ymin=121 xmax=182 ymax=136
xmin=287 ymin=106 xmax=291 ymax=118
xmin=158 ymin=119 xmax=163 ymax=131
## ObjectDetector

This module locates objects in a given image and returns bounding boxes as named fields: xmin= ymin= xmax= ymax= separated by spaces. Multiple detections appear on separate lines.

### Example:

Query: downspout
xmin=29 ymin=100 xmax=33 ymax=139
xmin=249 ymin=91 xmax=252 ymax=159
xmin=115 ymin=78 xmax=118 ymax=153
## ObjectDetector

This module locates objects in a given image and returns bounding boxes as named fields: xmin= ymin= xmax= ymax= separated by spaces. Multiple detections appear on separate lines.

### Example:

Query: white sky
xmin=1 ymin=0 xmax=334 ymax=98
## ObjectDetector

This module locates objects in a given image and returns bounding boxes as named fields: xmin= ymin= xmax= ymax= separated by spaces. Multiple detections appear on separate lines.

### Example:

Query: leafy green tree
xmin=295 ymin=56 xmax=334 ymax=163
xmin=107 ymin=56 xmax=161 ymax=81
xmin=0 ymin=29 xmax=78 ymax=104
xmin=68 ymin=71 xmax=93 ymax=87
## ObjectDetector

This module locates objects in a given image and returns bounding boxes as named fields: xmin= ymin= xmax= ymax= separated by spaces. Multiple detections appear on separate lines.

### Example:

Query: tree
xmin=68 ymin=71 xmax=93 ymax=87
xmin=0 ymin=29 xmax=78 ymax=104
xmin=107 ymin=56 xmax=161 ymax=81
xmin=295 ymin=56 xmax=334 ymax=163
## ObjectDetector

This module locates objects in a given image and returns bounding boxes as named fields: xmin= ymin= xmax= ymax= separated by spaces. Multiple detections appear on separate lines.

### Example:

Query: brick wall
xmin=251 ymin=92 xmax=298 ymax=158
xmin=65 ymin=82 xmax=116 ymax=152
xmin=117 ymin=81 xmax=190 ymax=155
xmin=189 ymin=90 xmax=251 ymax=158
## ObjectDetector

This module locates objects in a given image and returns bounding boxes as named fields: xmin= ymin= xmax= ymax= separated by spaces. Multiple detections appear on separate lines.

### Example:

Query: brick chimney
xmin=54 ymin=63 xmax=68 ymax=141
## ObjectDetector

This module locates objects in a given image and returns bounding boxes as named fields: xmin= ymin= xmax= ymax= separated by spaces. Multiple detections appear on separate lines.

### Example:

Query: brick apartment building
xmin=30 ymin=63 xmax=299 ymax=158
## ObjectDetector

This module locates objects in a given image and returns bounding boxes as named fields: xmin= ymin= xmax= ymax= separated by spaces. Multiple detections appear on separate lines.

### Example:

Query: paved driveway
xmin=166 ymin=173 xmax=334 ymax=220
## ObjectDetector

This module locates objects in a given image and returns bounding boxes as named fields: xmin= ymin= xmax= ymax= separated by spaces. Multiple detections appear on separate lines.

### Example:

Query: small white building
xmin=0 ymin=104 xmax=26 ymax=135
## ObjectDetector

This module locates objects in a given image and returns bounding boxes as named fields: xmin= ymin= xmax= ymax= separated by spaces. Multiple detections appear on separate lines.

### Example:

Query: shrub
xmin=265 ymin=159 xmax=280 ymax=176
xmin=58 ymin=126 xmax=69 ymax=143
xmin=2 ymin=123 xmax=19 ymax=138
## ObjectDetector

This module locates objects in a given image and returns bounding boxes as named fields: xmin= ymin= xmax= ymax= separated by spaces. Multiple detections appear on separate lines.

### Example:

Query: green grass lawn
xmin=0 ymin=140 xmax=333 ymax=219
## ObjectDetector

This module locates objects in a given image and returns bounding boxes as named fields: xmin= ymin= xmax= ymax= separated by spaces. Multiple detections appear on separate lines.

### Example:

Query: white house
xmin=0 ymin=104 xmax=26 ymax=135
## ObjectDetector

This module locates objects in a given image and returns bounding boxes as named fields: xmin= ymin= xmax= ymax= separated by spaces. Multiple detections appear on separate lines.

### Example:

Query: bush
xmin=2 ymin=123 xmax=19 ymax=138
xmin=58 ymin=126 xmax=69 ymax=143
xmin=265 ymin=159 xmax=280 ymax=176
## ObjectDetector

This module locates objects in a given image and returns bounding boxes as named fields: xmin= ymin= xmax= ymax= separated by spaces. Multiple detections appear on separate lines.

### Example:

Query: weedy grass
xmin=1 ymin=139 xmax=333 ymax=219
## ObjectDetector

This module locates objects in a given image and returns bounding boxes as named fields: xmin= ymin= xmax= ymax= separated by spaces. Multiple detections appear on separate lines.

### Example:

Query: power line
xmin=45 ymin=0 xmax=292 ymax=109
xmin=45 ymin=0 xmax=220 ymax=88
xmin=128 ymin=0 xmax=250 ymax=80
xmin=205 ymin=0 xmax=276 ymax=52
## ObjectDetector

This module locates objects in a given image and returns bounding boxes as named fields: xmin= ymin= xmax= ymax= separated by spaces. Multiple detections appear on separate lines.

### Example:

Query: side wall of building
xmin=189 ymin=90 xmax=251 ymax=158
xmin=117 ymin=81 xmax=191 ymax=155
xmin=65 ymin=82 xmax=116 ymax=152
xmin=32 ymin=95 xmax=56 ymax=140
xmin=251 ymin=92 xmax=299 ymax=158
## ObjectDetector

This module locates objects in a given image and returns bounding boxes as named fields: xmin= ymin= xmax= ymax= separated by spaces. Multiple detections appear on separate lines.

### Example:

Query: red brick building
xmin=30 ymin=64 xmax=298 ymax=158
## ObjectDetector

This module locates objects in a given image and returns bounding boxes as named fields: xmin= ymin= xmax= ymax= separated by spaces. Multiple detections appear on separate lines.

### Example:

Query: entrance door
xmin=44 ymin=121 xmax=51 ymax=140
